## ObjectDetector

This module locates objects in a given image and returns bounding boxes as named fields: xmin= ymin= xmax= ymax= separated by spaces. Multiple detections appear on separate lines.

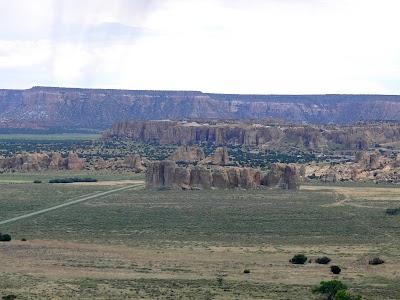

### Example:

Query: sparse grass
xmin=0 ymin=183 xmax=399 ymax=299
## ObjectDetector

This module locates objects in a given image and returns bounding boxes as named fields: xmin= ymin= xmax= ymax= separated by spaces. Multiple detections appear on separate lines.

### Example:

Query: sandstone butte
xmin=145 ymin=160 xmax=301 ymax=190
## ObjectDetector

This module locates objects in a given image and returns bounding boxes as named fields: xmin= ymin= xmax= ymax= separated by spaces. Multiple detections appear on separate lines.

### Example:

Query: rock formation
xmin=123 ymin=154 xmax=147 ymax=172
xmin=261 ymin=163 xmax=301 ymax=190
xmin=2 ymin=87 xmax=400 ymax=131
xmin=199 ymin=147 xmax=230 ymax=165
xmin=145 ymin=160 xmax=301 ymax=190
xmin=169 ymin=145 xmax=205 ymax=163
xmin=103 ymin=120 xmax=400 ymax=151
xmin=0 ymin=152 xmax=85 ymax=172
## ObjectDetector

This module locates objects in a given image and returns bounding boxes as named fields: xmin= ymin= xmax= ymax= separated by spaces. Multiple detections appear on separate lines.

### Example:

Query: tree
xmin=289 ymin=254 xmax=308 ymax=264
xmin=312 ymin=280 xmax=347 ymax=300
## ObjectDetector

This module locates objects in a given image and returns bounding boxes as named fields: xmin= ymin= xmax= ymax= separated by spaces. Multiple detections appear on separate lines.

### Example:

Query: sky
xmin=0 ymin=0 xmax=399 ymax=94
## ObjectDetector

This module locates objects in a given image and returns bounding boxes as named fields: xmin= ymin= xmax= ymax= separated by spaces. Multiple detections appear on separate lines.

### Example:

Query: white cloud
xmin=0 ymin=0 xmax=400 ymax=94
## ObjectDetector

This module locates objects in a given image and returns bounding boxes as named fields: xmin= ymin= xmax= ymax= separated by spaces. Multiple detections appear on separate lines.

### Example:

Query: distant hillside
xmin=1 ymin=86 xmax=400 ymax=130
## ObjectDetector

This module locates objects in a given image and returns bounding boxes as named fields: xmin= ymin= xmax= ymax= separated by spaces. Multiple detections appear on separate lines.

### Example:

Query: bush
xmin=290 ymin=254 xmax=308 ymax=264
xmin=0 ymin=233 xmax=12 ymax=242
xmin=316 ymin=256 xmax=332 ymax=264
xmin=243 ymin=269 xmax=250 ymax=274
xmin=369 ymin=257 xmax=385 ymax=265
xmin=331 ymin=265 xmax=341 ymax=274
xmin=33 ymin=180 xmax=42 ymax=184
xmin=385 ymin=208 xmax=400 ymax=215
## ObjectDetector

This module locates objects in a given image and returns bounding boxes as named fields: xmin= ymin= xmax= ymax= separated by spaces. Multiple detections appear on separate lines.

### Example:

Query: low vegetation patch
xmin=49 ymin=177 xmax=98 ymax=184
xmin=315 ymin=256 xmax=332 ymax=264
xmin=385 ymin=207 xmax=400 ymax=215
xmin=0 ymin=233 xmax=12 ymax=242
xmin=289 ymin=254 xmax=308 ymax=264
xmin=330 ymin=265 xmax=342 ymax=275
xmin=369 ymin=257 xmax=385 ymax=265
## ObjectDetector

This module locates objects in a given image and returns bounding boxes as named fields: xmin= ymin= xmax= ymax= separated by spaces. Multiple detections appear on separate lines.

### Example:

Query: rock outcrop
xmin=261 ymin=163 xmax=301 ymax=190
xmin=169 ymin=145 xmax=205 ymax=163
xmin=145 ymin=160 xmax=300 ymax=190
xmin=0 ymin=152 xmax=85 ymax=172
xmin=103 ymin=120 xmax=400 ymax=150
xmin=199 ymin=147 xmax=230 ymax=165
xmin=123 ymin=154 xmax=147 ymax=172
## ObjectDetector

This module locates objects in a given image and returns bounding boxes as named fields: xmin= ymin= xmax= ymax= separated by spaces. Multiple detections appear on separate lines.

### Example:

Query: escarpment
xmin=103 ymin=120 xmax=400 ymax=150
xmin=145 ymin=160 xmax=301 ymax=190
xmin=2 ymin=87 xmax=400 ymax=130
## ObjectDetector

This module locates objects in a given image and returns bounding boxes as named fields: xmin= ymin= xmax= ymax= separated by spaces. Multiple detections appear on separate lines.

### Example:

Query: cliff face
xmin=2 ymin=87 xmax=400 ymax=130
xmin=145 ymin=160 xmax=301 ymax=190
xmin=103 ymin=120 xmax=400 ymax=150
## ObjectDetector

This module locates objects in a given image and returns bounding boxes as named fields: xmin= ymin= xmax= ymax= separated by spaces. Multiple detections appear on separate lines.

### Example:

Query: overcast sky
xmin=0 ymin=0 xmax=399 ymax=94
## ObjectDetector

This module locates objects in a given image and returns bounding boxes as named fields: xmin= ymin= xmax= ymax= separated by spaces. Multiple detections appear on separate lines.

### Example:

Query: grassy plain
xmin=0 ymin=181 xmax=399 ymax=299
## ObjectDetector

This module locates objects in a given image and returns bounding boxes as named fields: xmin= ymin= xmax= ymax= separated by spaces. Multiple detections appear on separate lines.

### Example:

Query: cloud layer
xmin=1 ymin=0 xmax=399 ymax=94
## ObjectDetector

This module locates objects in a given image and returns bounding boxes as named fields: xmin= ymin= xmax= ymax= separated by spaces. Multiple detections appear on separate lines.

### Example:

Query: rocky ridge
xmin=2 ymin=87 xmax=400 ymax=130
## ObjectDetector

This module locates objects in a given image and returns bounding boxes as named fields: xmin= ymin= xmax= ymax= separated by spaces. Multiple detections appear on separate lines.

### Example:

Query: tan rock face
xmin=199 ymin=147 xmax=230 ymax=166
xmin=123 ymin=154 xmax=147 ymax=172
xmin=261 ymin=163 xmax=301 ymax=190
xmin=49 ymin=152 xmax=67 ymax=170
xmin=169 ymin=145 xmax=205 ymax=163
xmin=145 ymin=161 xmax=300 ymax=190
xmin=67 ymin=153 xmax=85 ymax=170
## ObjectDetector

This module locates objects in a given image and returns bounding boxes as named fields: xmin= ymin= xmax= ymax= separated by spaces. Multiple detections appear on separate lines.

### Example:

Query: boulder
xmin=123 ymin=154 xmax=147 ymax=172
xmin=262 ymin=163 xmax=301 ymax=190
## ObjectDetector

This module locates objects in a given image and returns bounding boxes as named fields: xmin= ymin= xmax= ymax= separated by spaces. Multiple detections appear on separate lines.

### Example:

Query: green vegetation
xmin=315 ymin=256 xmax=332 ymax=264
xmin=330 ymin=265 xmax=342 ymax=275
xmin=312 ymin=280 xmax=361 ymax=300
xmin=0 ymin=183 xmax=399 ymax=298
xmin=385 ymin=207 xmax=400 ymax=215
xmin=289 ymin=254 xmax=308 ymax=264
xmin=0 ymin=233 xmax=12 ymax=242
xmin=48 ymin=177 xmax=98 ymax=184
xmin=369 ymin=257 xmax=385 ymax=265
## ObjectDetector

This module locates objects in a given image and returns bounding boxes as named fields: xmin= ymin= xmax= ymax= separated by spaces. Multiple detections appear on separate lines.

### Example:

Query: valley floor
xmin=0 ymin=178 xmax=399 ymax=299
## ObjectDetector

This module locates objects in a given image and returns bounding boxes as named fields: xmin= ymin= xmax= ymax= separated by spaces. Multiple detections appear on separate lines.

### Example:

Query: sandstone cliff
xmin=0 ymin=152 xmax=85 ymax=171
xmin=145 ymin=160 xmax=301 ymax=190
xmin=103 ymin=120 xmax=400 ymax=150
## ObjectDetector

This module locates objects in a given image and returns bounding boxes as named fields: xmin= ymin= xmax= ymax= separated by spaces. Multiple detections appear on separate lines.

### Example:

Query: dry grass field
xmin=0 ymin=180 xmax=399 ymax=299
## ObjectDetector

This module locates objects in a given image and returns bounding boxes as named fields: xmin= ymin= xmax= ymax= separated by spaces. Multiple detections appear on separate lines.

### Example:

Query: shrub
xmin=369 ymin=257 xmax=385 ymax=265
xmin=331 ymin=265 xmax=341 ymax=274
xmin=385 ymin=208 xmax=400 ymax=215
xmin=21 ymin=238 xmax=27 ymax=242
xmin=243 ymin=269 xmax=250 ymax=274
xmin=316 ymin=256 xmax=332 ymax=264
xmin=0 ymin=233 xmax=12 ymax=242
xmin=290 ymin=254 xmax=308 ymax=264
xmin=33 ymin=180 xmax=42 ymax=184
xmin=2 ymin=295 xmax=17 ymax=300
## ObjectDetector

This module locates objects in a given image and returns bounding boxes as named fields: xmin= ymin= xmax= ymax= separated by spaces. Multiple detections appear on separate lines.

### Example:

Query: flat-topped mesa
xmin=145 ymin=160 xmax=301 ymax=190
xmin=102 ymin=120 xmax=400 ymax=150
xmin=102 ymin=120 xmax=284 ymax=146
